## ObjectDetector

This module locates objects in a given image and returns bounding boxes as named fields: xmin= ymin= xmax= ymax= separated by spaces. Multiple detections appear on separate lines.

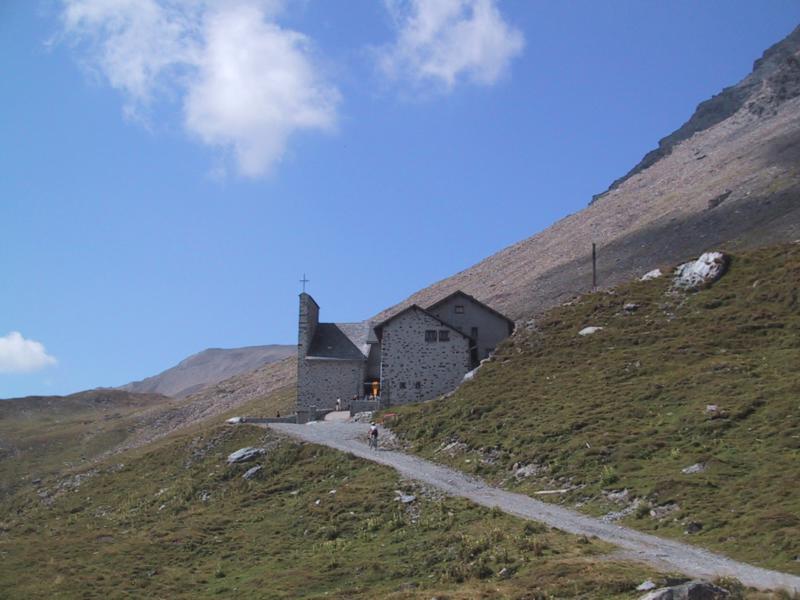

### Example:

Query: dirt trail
xmin=268 ymin=421 xmax=800 ymax=594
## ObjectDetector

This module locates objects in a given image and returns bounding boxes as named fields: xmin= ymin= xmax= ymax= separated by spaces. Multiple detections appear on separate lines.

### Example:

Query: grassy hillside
xmin=0 ymin=373 xmax=295 ymax=501
xmin=388 ymin=242 xmax=800 ymax=574
xmin=0 ymin=423 xmax=670 ymax=599
xmin=0 ymin=390 xmax=175 ymax=498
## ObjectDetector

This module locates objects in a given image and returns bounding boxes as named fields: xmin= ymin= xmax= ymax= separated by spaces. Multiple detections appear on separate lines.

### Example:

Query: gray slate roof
xmin=307 ymin=322 xmax=371 ymax=360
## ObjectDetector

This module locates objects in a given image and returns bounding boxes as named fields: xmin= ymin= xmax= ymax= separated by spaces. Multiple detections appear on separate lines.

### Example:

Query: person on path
xmin=369 ymin=423 xmax=379 ymax=450
xmin=336 ymin=398 xmax=341 ymax=411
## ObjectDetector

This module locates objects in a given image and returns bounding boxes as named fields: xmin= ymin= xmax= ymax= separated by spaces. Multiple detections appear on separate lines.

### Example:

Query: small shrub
xmin=635 ymin=501 xmax=652 ymax=519
xmin=713 ymin=576 xmax=745 ymax=599
xmin=523 ymin=521 xmax=546 ymax=535
xmin=600 ymin=465 xmax=619 ymax=486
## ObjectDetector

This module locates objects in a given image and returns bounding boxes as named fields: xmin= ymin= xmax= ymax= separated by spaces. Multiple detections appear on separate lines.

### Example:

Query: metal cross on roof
xmin=300 ymin=273 xmax=310 ymax=293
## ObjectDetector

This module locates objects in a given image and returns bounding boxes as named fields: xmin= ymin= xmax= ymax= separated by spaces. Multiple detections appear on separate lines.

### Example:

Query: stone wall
xmin=298 ymin=293 xmax=319 ymax=354
xmin=297 ymin=293 xmax=321 ymax=410
xmin=298 ymin=358 xmax=364 ymax=410
xmin=380 ymin=308 xmax=470 ymax=405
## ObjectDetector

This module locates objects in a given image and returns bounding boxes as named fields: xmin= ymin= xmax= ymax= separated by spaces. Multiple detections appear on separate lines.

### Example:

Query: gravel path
xmin=268 ymin=421 xmax=800 ymax=594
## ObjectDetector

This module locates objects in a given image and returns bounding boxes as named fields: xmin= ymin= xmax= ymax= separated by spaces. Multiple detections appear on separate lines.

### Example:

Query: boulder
xmin=685 ymin=521 xmax=703 ymax=534
xmin=242 ymin=466 xmax=262 ymax=480
xmin=641 ymin=268 xmax=663 ymax=281
xmin=227 ymin=447 xmax=266 ymax=464
xmin=623 ymin=303 xmax=640 ymax=312
xmin=673 ymin=252 xmax=728 ymax=290
xmin=639 ymin=580 xmax=730 ymax=600
xmin=394 ymin=491 xmax=417 ymax=504
xmin=578 ymin=326 xmax=603 ymax=336
xmin=681 ymin=463 xmax=706 ymax=475
xmin=649 ymin=502 xmax=679 ymax=519
xmin=637 ymin=580 xmax=657 ymax=591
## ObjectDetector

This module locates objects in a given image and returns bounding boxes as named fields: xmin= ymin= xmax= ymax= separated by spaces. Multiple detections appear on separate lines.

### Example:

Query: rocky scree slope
xmin=119 ymin=344 xmax=295 ymax=398
xmin=373 ymin=25 xmax=800 ymax=324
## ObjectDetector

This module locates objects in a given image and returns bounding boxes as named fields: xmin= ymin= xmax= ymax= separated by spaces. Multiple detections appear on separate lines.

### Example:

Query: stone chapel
xmin=296 ymin=290 xmax=514 ymax=415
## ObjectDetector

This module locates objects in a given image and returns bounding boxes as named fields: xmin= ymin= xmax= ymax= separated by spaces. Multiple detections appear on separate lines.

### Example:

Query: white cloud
xmin=184 ymin=4 xmax=339 ymax=177
xmin=380 ymin=0 xmax=524 ymax=90
xmin=0 ymin=332 xmax=58 ymax=374
xmin=60 ymin=0 xmax=338 ymax=177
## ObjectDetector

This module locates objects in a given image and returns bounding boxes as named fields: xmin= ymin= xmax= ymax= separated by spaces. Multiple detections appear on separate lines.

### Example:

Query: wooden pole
xmin=592 ymin=243 xmax=597 ymax=289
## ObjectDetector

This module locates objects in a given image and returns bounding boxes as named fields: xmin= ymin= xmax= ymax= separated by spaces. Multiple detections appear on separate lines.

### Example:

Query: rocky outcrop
xmin=673 ymin=252 xmax=728 ymax=290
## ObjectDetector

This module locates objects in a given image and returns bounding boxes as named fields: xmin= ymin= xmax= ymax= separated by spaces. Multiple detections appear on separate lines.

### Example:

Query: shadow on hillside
xmin=511 ymin=184 xmax=800 ymax=318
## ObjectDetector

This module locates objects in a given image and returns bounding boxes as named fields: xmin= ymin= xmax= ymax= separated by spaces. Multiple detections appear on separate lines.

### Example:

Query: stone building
xmin=296 ymin=290 xmax=514 ymax=414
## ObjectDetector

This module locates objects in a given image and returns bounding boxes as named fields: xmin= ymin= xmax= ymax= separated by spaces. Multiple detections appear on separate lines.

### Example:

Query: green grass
xmin=0 ymin=382 xmax=295 ymax=502
xmin=0 ymin=391 xmax=170 ymax=499
xmin=387 ymin=242 xmax=800 ymax=574
xmin=0 ymin=423 xmax=664 ymax=599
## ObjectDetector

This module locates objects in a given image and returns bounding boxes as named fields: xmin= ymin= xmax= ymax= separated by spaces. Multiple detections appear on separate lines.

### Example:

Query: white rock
xmin=636 ymin=580 xmax=657 ymax=591
xmin=242 ymin=466 xmax=262 ymax=480
xmin=226 ymin=417 xmax=244 ymax=424
xmin=578 ymin=326 xmax=604 ymax=336
xmin=513 ymin=463 xmax=543 ymax=479
xmin=641 ymin=269 xmax=663 ymax=281
xmin=681 ymin=462 xmax=706 ymax=475
xmin=226 ymin=447 xmax=266 ymax=464
xmin=395 ymin=491 xmax=417 ymax=504
xmin=673 ymin=252 xmax=728 ymax=290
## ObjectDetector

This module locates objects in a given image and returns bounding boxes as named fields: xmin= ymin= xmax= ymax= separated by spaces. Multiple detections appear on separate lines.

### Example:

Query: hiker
xmin=369 ymin=423 xmax=379 ymax=450
xmin=336 ymin=398 xmax=341 ymax=411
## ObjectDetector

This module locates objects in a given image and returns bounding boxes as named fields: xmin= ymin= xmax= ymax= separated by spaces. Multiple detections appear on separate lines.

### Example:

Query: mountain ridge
xmin=594 ymin=24 xmax=800 ymax=201
xmin=119 ymin=344 xmax=295 ymax=398
xmin=371 ymin=24 xmax=800 ymax=324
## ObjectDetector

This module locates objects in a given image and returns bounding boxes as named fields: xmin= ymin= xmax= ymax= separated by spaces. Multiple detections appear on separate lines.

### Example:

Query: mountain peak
xmin=592 ymin=24 xmax=800 ymax=203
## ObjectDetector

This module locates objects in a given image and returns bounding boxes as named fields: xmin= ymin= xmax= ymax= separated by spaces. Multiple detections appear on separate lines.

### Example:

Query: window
xmin=399 ymin=382 xmax=406 ymax=389
xmin=438 ymin=330 xmax=450 ymax=342
xmin=454 ymin=305 xmax=465 ymax=314
xmin=414 ymin=382 xmax=421 ymax=389
xmin=425 ymin=330 xmax=437 ymax=342
xmin=471 ymin=327 xmax=478 ymax=339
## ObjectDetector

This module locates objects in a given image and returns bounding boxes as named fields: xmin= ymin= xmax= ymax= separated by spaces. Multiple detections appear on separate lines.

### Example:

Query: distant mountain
xmin=374 ymin=25 xmax=800 ymax=324
xmin=114 ymin=356 xmax=297 ymax=453
xmin=0 ymin=388 xmax=170 ymax=415
xmin=119 ymin=345 xmax=296 ymax=398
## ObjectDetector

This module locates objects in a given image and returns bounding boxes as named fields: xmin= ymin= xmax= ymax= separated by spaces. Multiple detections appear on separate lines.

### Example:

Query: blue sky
xmin=2 ymin=1 xmax=798 ymax=398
